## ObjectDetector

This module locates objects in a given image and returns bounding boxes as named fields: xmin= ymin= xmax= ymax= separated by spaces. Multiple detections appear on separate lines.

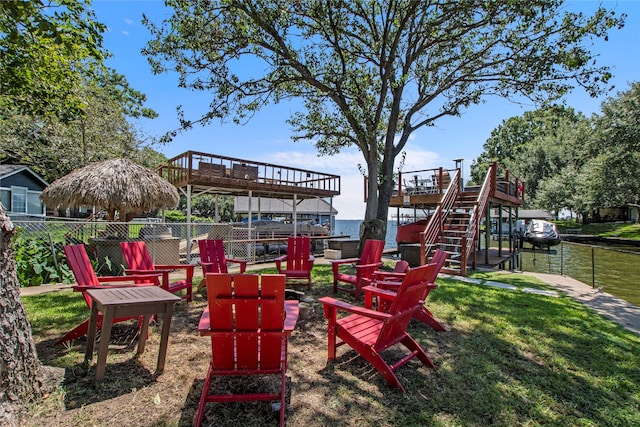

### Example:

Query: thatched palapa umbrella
xmin=40 ymin=158 xmax=179 ymax=222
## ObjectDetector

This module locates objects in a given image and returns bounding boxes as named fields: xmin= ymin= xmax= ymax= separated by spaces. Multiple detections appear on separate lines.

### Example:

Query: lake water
xmin=517 ymin=241 xmax=640 ymax=306
xmin=333 ymin=219 xmax=398 ymax=249
xmin=334 ymin=220 xmax=640 ymax=306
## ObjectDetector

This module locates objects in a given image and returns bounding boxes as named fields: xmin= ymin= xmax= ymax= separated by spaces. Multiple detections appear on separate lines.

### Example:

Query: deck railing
xmin=461 ymin=163 xmax=495 ymax=275
xmin=158 ymin=150 xmax=341 ymax=195
xmin=418 ymin=169 xmax=461 ymax=264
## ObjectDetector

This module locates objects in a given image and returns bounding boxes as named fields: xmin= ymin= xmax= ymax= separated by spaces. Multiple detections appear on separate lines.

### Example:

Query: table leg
xmin=95 ymin=307 xmax=114 ymax=381
xmin=155 ymin=303 xmax=175 ymax=374
xmin=84 ymin=304 xmax=99 ymax=364
xmin=137 ymin=314 xmax=152 ymax=355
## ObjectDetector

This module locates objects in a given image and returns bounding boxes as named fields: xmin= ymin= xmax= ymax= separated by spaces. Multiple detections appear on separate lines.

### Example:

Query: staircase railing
xmin=460 ymin=164 xmax=495 ymax=275
xmin=419 ymin=169 xmax=461 ymax=264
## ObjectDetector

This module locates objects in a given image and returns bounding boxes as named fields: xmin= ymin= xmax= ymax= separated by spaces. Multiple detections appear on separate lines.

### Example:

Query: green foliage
xmin=0 ymin=1 xmax=161 ymax=184
xmin=472 ymin=82 xmax=640 ymax=216
xmin=469 ymin=105 xmax=586 ymax=189
xmin=163 ymin=209 xmax=211 ymax=223
xmin=555 ymin=220 xmax=640 ymax=239
xmin=582 ymin=82 xmax=640 ymax=208
xmin=163 ymin=210 xmax=186 ymax=222
xmin=0 ymin=0 xmax=106 ymax=118
xmin=12 ymin=228 xmax=73 ymax=286
xmin=144 ymin=1 xmax=624 ymax=231
xmin=182 ymin=194 xmax=235 ymax=222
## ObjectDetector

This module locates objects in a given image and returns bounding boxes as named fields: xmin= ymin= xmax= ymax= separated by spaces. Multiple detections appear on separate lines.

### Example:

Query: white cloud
xmin=264 ymin=145 xmax=441 ymax=219
xmin=125 ymin=18 xmax=134 ymax=25
xmin=121 ymin=30 xmax=129 ymax=36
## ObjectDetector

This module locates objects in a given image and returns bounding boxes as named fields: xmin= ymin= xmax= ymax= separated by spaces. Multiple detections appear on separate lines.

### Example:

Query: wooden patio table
xmin=85 ymin=286 xmax=181 ymax=381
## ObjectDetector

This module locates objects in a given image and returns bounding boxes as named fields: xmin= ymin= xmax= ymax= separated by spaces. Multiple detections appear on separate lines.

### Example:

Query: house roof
xmin=0 ymin=164 xmax=49 ymax=187
xmin=234 ymin=196 xmax=338 ymax=215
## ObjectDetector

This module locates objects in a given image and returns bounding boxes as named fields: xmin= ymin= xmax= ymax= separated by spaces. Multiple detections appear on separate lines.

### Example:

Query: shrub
xmin=12 ymin=227 xmax=73 ymax=286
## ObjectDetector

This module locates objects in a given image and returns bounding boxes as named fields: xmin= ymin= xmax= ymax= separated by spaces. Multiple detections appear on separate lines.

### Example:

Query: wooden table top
xmin=87 ymin=286 xmax=181 ymax=306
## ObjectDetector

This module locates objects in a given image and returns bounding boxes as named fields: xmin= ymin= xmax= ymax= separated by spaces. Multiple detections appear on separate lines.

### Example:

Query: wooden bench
xmin=232 ymin=163 xmax=259 ymax=180
xmin=196 ymin=162 xmax=226 ymax=178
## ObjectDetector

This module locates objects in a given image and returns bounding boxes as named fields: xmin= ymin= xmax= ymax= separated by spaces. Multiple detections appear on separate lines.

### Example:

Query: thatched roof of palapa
xmin=40 ymin=158 xmax=179 ymax=212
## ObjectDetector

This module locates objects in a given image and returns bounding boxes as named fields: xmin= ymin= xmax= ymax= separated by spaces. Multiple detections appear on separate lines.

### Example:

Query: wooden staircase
xmin=419 ymin=163 xmax=505 ymax=275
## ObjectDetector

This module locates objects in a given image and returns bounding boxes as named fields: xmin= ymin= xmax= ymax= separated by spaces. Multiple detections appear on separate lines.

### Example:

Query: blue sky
xmin=92 ymin=0 xmax=640 ymax=219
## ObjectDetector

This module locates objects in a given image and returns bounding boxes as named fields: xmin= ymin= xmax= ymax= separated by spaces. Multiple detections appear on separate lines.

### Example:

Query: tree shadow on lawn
xmin=430 ymin=280 xmax=640 ymax=425
xmin=25 ymin=271 xmax=640 ymax=426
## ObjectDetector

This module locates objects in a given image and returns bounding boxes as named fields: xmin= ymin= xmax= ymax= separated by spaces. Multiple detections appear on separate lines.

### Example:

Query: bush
xmin=12 ymin=227 xmax=73 ymax=286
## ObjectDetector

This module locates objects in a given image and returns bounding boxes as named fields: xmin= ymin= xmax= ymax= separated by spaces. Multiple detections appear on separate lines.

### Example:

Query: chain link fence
xmin=12 ymin=218 xmax=325 ymax=278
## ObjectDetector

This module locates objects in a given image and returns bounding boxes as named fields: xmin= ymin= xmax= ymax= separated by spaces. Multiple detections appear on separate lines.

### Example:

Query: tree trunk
xmin=0 ymin=209 xmax=43 ymax=410
xmin=359 ymin=162 xmax=395 ymax=253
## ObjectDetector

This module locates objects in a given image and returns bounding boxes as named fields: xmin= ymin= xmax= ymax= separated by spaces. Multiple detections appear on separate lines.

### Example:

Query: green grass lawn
xmin=555 ymin=220 xmax=640 ymax=239
xmin=21 ymin=265 xmax=640 ymax=426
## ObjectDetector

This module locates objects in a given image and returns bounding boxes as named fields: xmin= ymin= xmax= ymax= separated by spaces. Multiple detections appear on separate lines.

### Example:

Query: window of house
xmin=27 ymin=191 xmax=44 ymax=215
xmin=0 ymin=189 xmax=9 ymax=210
xmin=11 ymin=186 xmax=27 ymax=213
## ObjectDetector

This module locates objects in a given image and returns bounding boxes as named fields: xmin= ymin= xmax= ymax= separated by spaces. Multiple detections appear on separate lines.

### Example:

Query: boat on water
xmin=523 ymin=219 xmax=561 ymax=249
xmin=235 ymin=219 xmax=328 ymax=237
xmin=233 ymin=219 xmax=328 ymax=253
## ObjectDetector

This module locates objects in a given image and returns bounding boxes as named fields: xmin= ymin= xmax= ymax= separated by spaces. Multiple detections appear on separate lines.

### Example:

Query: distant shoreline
xmin=560 ymin=234 xmax=640 ymax=247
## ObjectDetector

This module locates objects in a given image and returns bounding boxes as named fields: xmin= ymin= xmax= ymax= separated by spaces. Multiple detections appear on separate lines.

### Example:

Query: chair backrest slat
xmin=198 ymin=239 xmax=229 ymax=274
xmin=121 ymin=241 xmax=154 ymax=270
xmin=359 ymin=239 xmax=384 ymax=265
xmin=375 ymin=264 xmax=432 ymax=348
xmin=64 ymin=244 xmax=98 ymax=287
xmin=287 ymin=236 xmax=311 ymax=271
xmin=206 ymin=273 xmax=286 ymax=370
xmin=64 ymin=244 xmax=99 ymax=307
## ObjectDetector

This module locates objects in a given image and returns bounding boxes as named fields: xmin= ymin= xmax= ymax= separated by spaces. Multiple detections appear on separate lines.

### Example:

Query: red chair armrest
xmin=274 ymin=255 xmax=286 ymax=271
xmin=284 ymin=300 xmax=299 ymax=332
xmin=354 ymin=261 xmax=384 ymax=271
xmin=362 ymin=285 xmax=396 ymax=299
xmin=373 ymin=271 xmax=406 ymax=281
xmin=318 ymin=296 xmax=390 ymax=320
xmin=125 ymin=269 xmax=170 ymax=288
xmin=330 ymin=258 xmax=360 ymax=266
xmin=97 ymin=273 xmax=161 ymax=286
xmin=227 ymin=258 xmax=248 ymax=273
xmin=198 ymin=307 xmax=211 ymax=333
xmin=155 ymin=264 xmax=195 ymax=273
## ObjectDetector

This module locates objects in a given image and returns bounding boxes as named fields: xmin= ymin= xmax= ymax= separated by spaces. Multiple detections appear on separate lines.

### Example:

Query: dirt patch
xmin=22 ymin=285 xmax=431 ymax=426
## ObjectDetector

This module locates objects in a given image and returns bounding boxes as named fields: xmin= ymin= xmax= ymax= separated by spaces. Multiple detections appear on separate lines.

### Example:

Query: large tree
xmin=581 ymin=82 xmax=640 ymax=211
xmin=0 ymin=1 xmax=121 ymax=422
xmin=144 ymin=0 xmax=624 ymax=242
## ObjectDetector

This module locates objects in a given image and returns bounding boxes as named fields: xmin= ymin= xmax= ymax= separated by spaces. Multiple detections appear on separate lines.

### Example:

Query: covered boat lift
xmin=158 ymin=150 xmax=341 ymax=251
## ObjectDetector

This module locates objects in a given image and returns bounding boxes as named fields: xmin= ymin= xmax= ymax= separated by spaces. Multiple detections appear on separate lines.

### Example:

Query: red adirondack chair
xmin=331 ymin=239 xmax=384 ymax=299
xmin=195 ymin=273 xmax=299 ymax=426
xmin=368 ymin=249 xmax=449 ymax=331
xmin=274 ymin=236 xmax=315 ymax=289
xmin=371 ymin=259 xmax=410 ymax=283
xmin=120 ymin=241 xmax=194 ymax=302
xmin=319 ymin=264 xmax=437 ymax=392
xmin=56 ymin=244 xmax=161 ymax=345
xmin=197 ymin=239 xmax=247 ymax=289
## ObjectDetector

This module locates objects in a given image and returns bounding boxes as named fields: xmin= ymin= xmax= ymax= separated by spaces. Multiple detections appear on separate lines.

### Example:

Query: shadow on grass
xmin=22 ymin=265 xmax=640 ymax=425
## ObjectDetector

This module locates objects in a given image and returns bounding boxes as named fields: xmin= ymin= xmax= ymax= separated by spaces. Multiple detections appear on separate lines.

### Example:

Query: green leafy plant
xmin=12 ymin=227 xmax=73 ymax=286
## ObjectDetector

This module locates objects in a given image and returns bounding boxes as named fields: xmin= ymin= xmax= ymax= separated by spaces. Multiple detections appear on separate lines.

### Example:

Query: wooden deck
xmin=158 ymin=150 xmax=340 ymax=200
xmin=389 ymin=165 xmax=524 ymax=209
